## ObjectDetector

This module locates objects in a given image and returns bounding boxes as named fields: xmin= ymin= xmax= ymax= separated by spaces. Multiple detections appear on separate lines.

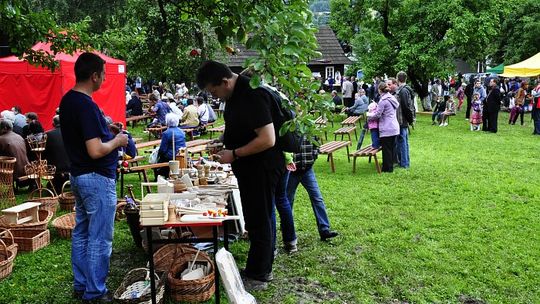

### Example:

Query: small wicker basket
xmin=52 ymin=213 xmax=76 ymax=239
xmin=0 ymin=229 xmax=18 ymax=256
xmin=59 ymin=181 xmax=75 ymax=211
xmin=0 ymin=237 xmax=17 ymax=280
xmin=26 ymin=133 xmax=47 ymax=152
xmin=5 ymin=229 xmax=50 ymax=252
xmin=28 ymin=188 xmax=59 ymax=215
xmin=167 ymin=246 xmax=215 ymax=303
xmin=0 ymin=209 xmax=52 ymax=231
xmin=113 ymin=268 xmax=165 ymax=304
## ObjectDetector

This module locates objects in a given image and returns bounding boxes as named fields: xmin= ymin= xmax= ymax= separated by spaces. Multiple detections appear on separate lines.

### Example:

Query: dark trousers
xmin=465 ymin=96 xmax=472 ymax=119
xmin=234 ymin=163 xmax=283 ymax=281
xmin=482 ymin=110 xmax=489 ymax=131
xmin=488 ymin=110 xmax=499 ymax=133
xmin=343 ymin=97 xmax=354 ymax=108
xmin=380 ymin=135 xmax=397 ymax=173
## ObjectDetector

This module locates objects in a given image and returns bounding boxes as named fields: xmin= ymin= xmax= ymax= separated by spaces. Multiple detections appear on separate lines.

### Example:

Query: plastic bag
xmin=149 ymin=147 xmax=160 ymax=164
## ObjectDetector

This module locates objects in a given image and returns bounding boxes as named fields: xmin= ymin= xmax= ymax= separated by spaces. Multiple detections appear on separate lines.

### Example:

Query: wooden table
xmin=126 ymin=114 xmax=152 ymax=128
xmin=319 ymin=141 xmax=351 ymax=173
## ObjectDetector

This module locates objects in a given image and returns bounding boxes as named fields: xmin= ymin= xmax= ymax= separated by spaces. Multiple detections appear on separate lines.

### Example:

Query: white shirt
xmin=198 ymin=104 xmax=210 ymax=122
xmin=168 ymin=102 xmax=183 ymax=117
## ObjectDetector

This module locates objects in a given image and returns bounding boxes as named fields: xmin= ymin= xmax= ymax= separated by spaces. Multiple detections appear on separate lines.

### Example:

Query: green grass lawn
xmin=1 ymin=109 xmax=539 ymax=303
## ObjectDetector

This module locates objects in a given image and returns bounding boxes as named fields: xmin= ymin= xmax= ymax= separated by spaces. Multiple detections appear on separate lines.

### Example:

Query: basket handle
xmin=0 ymin=228 xmax=14 ymax=246
xmin=138 ymin=266 xmax=161 ymax=282
xmin=61 ymin=181 xmax=71 ymax=195
xmin=0 ymin=238 xmax=9 ymax=258
xmin=29 ymin=187 xmax=56 ymax=199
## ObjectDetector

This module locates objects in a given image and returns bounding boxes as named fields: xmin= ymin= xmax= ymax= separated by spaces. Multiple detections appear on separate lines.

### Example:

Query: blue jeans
xmin=286 ymin=169 xmax=331 ymax=234
xmin=70 ymin=173 xmax=117 ymax=300
xmin=370 ymin=128 xmax=380 ymax=149
xmin=396 ymin=127 xmax=410 ymax=168
xmin=272 ymin=172 xmax=296 ymax=245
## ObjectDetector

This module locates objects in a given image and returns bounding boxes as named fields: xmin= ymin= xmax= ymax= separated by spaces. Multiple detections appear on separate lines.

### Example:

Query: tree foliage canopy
xmin=329 ymin=0 xmax=539 ymax=97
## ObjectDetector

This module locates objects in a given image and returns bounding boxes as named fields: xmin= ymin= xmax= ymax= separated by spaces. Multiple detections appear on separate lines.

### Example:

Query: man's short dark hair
xmin=26 ymin=112 xmax=38 ymax=120
xmin=397 ymin=71 xmax=407 ymax=83
xmin=491 ymin=78 xmax=498 ymax=85
xmin=196 ymin=96 xmax=204 ymax=104
xmin=75 ymin=52 xmax=105 ymax=82
xmin=186 ymin=98 xmax=194 ymax=105
xmin=196 ymin=60 xmax=233 ymax=89
xmin=12 ymin=106 xmax=21 ymax=114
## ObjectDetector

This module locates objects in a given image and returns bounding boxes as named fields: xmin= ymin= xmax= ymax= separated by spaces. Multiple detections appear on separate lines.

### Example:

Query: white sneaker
xmin=439 ymin=123 xmax=444 ymax=127
xmin=444 ymin=123 xmax=448 ymax=126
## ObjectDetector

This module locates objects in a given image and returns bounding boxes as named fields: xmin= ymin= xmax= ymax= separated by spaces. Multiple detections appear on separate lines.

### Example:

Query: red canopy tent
xmin=0 ymin=42 xmax=126 ymax=130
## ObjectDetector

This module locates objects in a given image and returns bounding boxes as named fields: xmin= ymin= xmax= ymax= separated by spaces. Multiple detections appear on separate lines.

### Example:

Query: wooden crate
xmin=5 ymin=229 xmax=50 ymax=252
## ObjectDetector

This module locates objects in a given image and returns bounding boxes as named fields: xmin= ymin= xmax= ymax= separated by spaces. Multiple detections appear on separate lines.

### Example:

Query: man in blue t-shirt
xmin=59 ymin=52 xmax=128 ymax=302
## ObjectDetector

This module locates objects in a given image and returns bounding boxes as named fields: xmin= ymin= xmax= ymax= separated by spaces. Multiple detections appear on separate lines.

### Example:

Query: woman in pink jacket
xmin=367 ymin=81 xmax=400 ymax=172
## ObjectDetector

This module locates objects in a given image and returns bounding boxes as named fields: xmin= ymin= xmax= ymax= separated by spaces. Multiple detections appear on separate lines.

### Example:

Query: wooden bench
xmin=341 ymin=115 xmax=362 ymax=127
xmin=136 ymin=139 xmax=161 ymax=150
xmin=318 ymin=141 xmax=351 ymax=173
xmin=146 ymin=126 xmax=167 ymax=140
xmin=208 ymin=125 xmax=225 ymax=138
xmin=350 ymin=146 xmax=382 ymax=174
xmin=126 ymin=114 xmax=152 ymax=128
xmin=315 ymin=117 xmax=329 ymax=141
xmin=333 ymin=126 xmax=357 ymax=142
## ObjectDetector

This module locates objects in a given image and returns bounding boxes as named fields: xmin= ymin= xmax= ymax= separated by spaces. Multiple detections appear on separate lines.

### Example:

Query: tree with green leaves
xmin=0 ymin=0 xmax=92 ymax=70
xmin=330 ymin=0 xmax=508 ymax=98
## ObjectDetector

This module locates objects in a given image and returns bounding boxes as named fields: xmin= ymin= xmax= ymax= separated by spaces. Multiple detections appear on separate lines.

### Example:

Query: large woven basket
xmin=5 ymin=229 xmax=49 ymax=252
xmin=28 ymin=188 xmax=59 ymax=215
xmin=152 ymin=244 xmax=193 ymax=274
xmin=52 ymin=212 xmax=76 ymax=239
xmin=0 ymin=209 xmax=52 ymax=231
xmin=0 ymin=237 xmax=17 ymax=280
xmin=113 ymin=268 xmax=165 ymax=304
xmin=59 ymin=181 xmax=75 ymax=211
xmin=167 ymin=247 xmax=215 ymax=302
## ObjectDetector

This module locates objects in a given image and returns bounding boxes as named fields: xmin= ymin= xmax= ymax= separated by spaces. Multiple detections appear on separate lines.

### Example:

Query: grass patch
xmin=1 ymin=110 xmax=539 ymax=303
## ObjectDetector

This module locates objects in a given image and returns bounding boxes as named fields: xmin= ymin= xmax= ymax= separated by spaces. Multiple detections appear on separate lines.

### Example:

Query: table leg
xmin=213 ymin=226 xmax=220 ymax=304
xmin=147 ymin=227 xmax=157 ymax=304
xmin=120 ymin=169 xmax=125 ymax=197
xmin=223 ymin=223 xmax=229 ymax=251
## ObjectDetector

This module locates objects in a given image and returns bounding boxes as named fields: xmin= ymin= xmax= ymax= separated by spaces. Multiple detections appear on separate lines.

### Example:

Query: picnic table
xmin=341 ymin=115 xmax=362 ymax=127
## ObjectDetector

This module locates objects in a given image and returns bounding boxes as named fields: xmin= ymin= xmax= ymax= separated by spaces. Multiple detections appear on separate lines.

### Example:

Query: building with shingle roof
xmin=226 ymin=26 xmax=352 ymax=86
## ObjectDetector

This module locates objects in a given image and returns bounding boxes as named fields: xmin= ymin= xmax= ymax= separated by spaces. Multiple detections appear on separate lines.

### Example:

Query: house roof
xmin=227 ymin=26 xmax=352 ymax=68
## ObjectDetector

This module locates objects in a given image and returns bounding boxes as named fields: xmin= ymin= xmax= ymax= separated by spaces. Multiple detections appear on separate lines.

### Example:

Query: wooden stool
xmin=0 ymin=156 xmax=17 ymax=208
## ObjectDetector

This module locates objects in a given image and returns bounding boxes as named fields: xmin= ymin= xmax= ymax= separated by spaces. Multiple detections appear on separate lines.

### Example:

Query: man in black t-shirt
xmin=59 ymin=52 xmax=128 ymax=302
xmin=196 ymin=61 xmax=284 ymax=291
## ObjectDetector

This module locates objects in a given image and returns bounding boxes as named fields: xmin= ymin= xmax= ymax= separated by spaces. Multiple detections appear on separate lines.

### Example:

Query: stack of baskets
xmin=0 ymin=210 xmax=53 ymax=253
xmin=0 ymin=229 xmax=18 ymax=280
xmin=52 ymin=212 xmax=76 ymax=239
xmin=58 ymin=181 xmax=75 ymax=211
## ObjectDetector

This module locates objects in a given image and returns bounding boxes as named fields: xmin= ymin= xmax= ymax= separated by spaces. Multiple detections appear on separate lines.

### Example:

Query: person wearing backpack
xmin=196 ymin=60 xmax=284 ymax=291
xmin=394 ymin=72 xmax=415 ymax=168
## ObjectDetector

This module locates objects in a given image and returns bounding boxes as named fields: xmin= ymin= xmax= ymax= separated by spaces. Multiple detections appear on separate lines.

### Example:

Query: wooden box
xmin=5 ymin=229 xmax=50 ymax=252
xmin=2 ymin=202 xmax=41 ymax=225
xmin=140 ymin=194 xmax=168 ymax=226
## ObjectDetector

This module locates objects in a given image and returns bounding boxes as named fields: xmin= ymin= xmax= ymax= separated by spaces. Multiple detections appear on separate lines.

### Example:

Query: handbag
xmin=149 ymin=147 xmax=160 ymax=164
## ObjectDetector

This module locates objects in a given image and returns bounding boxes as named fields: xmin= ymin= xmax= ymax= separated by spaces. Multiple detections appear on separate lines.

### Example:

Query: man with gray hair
xmin=342 ymin=76 xmax=354 ymax=107
xmin=1 ymin=110 xmax=23 ymax=136
xmin=0 ymin=119 xmax=30 ymax=187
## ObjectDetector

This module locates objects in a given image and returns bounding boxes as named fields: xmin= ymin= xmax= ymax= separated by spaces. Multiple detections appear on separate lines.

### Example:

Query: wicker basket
xmin=152 ymin=244 xmax=192 ymax=274
xmin=0 ymin=209 xmax=52 ymax=231
xmin=116 ymin=199 xmax=127 ymax=221
xmin=113 ymin=268 xmax=165 ymax=304
xmin=52 ymin=213 xmax=76 ymax=239
xmin=0 ymin=229 xmax=18 ymax=256
xmin=5 ymin=229 xmax=50 ymax=252
xmin=0 ymin=238 xmax=17 ymax=280
xmin=167 ymin=247 xmax=215 ymax=302
xmin=28 ymin=188 xmax=59 ymax=215
xmin=59 ymin=181 xmax=76 ymax=211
